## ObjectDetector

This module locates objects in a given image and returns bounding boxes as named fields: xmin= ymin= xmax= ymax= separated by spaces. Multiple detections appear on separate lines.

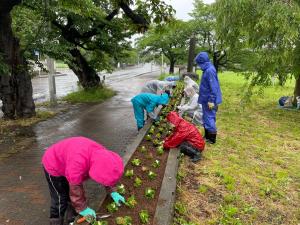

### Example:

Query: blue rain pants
xmin=131 ymin=98 xmax=145 ymax=129
xmin=202 ymin=104 xmax=218 ymax=133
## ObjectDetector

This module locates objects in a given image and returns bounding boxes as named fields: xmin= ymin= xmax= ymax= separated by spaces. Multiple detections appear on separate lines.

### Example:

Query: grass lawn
xmin=174 ymin=72 xmax=300 ymax=225
xmin=55 ymin=61 xmax=69 ymax=69
xmin=62 ymin=86 xmax=116 ymax=103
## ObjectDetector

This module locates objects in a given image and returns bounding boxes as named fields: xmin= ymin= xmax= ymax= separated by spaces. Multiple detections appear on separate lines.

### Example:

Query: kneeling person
xmin=163 ymin=112 xmax=205 ymax=162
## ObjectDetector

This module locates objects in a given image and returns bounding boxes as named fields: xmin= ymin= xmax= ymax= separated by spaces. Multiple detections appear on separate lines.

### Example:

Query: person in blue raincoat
xmin=131 ymin=92 xmax=169 ymax=130
xmin=195 ymin=52 xmax=222 ymax=144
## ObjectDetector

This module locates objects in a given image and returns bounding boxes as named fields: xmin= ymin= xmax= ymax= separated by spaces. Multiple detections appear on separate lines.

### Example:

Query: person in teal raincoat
xmin=131 ymin=92 xmax=169 ymax=130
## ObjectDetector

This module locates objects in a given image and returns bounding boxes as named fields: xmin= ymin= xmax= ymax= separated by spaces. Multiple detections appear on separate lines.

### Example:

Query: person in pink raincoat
xmin=42 ymin=137 xmax=124 ymax=225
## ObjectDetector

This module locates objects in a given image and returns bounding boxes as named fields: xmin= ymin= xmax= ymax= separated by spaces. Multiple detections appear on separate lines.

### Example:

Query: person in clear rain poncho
xmin=177 ymin=86 xmax=203 ymax=126
xmin=183 ymin=76 xmax=199 ymax=94
xmin=140 ymin=80 xmax=176 ymax=95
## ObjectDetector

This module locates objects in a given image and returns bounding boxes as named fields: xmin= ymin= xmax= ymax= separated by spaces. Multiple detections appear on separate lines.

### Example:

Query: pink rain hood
xmin=42 ymin=137 xmax=124 ymax=187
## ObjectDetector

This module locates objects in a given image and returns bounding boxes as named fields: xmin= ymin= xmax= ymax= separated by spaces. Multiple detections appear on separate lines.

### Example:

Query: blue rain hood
xmin=195 ymin=52 xmax=211 ymax=71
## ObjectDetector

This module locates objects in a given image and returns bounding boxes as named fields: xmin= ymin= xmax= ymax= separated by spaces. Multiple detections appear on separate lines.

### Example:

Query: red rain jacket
xmin=163 ymin=111 xmax=205 ymax=151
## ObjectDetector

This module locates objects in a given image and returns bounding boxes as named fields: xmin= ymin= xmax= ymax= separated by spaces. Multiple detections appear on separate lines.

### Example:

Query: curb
xmin=153 ymin=92 xmax=184 ymax=225
xmin=122 ymin=121 xmax=153 ymax=165
xmin=153 ymin=148 xmax=180 ymax=225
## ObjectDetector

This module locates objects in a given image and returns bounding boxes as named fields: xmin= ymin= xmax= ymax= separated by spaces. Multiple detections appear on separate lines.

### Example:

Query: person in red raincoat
xmin=163 ymin=111 xmax=205 ymax=162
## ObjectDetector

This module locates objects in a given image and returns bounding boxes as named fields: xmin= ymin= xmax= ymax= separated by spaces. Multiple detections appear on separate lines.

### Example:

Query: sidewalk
xmin=0 ymin=71 xmax=159 ymax=225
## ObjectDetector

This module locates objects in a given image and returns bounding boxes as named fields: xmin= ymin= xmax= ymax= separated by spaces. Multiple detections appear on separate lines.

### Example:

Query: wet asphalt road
xmin=32 ymin=64 xmax=157 ymax=102
xmin=0 ymin=69 xmax=159 ymax=225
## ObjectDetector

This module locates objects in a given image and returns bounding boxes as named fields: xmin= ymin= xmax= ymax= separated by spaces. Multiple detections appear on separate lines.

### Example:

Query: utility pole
xmin=161 ymin=53 xmax=164 ymax=74
xmin=45 ymin=0 xmax=56 ymax=105
xmin=47 ymin=57 xmax=57 ymax=105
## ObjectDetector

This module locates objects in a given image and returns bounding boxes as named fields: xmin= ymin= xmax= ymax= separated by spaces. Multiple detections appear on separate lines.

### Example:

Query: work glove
xmin=111 ymin=192 xmax=125 ymax=206
xmin=79 ymin=207 xmax=96 ymax=218
xmin=208 ymin=102 xmax=215 ymax=110
xmin=148 ymin=112 xmax=157 ymax=120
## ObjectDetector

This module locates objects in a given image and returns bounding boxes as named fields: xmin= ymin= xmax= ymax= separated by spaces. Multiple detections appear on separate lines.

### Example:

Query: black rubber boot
xmin=191 ymin=150 xmax=202 ymax=162
xmin=179 ymin=145 xmax=192 ymax=157
xmin=180 ymin=143 xmax=202 ymax=162
xmin=206 ymin=132 xmax=216 ymax=144
xmin=49 ymin=217 xmax=64 ymax=225
xmin=185 ymin=148 xmax=202 ymax=162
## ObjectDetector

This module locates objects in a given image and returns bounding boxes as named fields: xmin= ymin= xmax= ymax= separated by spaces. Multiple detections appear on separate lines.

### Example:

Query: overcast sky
xmin=166 ymin=0 xmax=215 ymax=21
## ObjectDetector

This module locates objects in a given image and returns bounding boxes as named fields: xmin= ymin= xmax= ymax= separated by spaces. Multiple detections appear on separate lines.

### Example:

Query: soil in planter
xmin=97 ymin=129 xmax=170 ymax=225
xmin=95 ymin=83 xmax=184 ymax=225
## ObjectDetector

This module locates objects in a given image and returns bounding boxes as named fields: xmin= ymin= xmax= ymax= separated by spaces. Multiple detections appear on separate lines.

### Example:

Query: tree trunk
xmin=278 ymin=74 xmax=287 ymax=86
xmin=0 ymin=12 xmax=35 ymax=119
xmin=213 ymin=52 xmax=219 ymax=72
xmin=187 ymin=36 xmax=196 ymax=73
xmin=293 ymin=76 xmax=300 ymax=104
xmin=68 ymin=49 xmax=101 ymax=89
xmin=213 ymin=50 xmax=227 ymax=73
xmin=169 ymin=60 xmax=176 ymax=74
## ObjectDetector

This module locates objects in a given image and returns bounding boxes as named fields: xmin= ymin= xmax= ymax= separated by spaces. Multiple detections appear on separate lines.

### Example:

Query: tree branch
xmin=119 ymin=2 xmax=149 ymax=28
xmin=81 ymin=8 xmax=120 ymax=38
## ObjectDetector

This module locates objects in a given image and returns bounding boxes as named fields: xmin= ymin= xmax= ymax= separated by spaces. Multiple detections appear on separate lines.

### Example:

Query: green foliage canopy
xmin=10 ymin=0 xmax=175 ymax=73
xmin=214 ymin=0 xmax=300 ymax=87
xmin=137 ymin=20 xmax=192 ymax=72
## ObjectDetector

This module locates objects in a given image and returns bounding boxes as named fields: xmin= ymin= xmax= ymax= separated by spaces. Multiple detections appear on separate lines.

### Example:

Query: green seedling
xmin=124 ymin=169 xmax=134 ymax=178
xmin=158 ymin=127 xmax=164 ymax=133
xmin=148 ymin=127 xmax=155 ymax=134
xmin=125 ymin=195 xmax=137 ymax=209
xmin=116 ymin=216 xmax=132 ymax=225
xmin=152 ymin=139 xmax=160 ymax=146
xmin=145 ymin=188 xmax=155 ymax=199
xmin=145 ymin=134 xmax=152 ymax=141
xmin=140 ymin=146 xmax=147 ymax=153
xmin=117 ymin=184 xmax=125 ymax=194
xmin=139 ymin=210 xmax=150 ymax=224
xmin=131 ymin=158 xmax=141 ymax=166
xmin=106 ymin=202 xmax=118 ymax=213
xmin=156 ymin=146 xmax=164 ymax=155
xmin=161 ymin=123 xmax=167 ymax=128
xmin=155 ymin=133 xmax=161 ymax=139
xmin=152 ymin=160 xmax=160 ymax=168
xmin=148 ymin=171 xmax=157 ymax=180
xmin=134 ymin=177 xmax=142 ymax=187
